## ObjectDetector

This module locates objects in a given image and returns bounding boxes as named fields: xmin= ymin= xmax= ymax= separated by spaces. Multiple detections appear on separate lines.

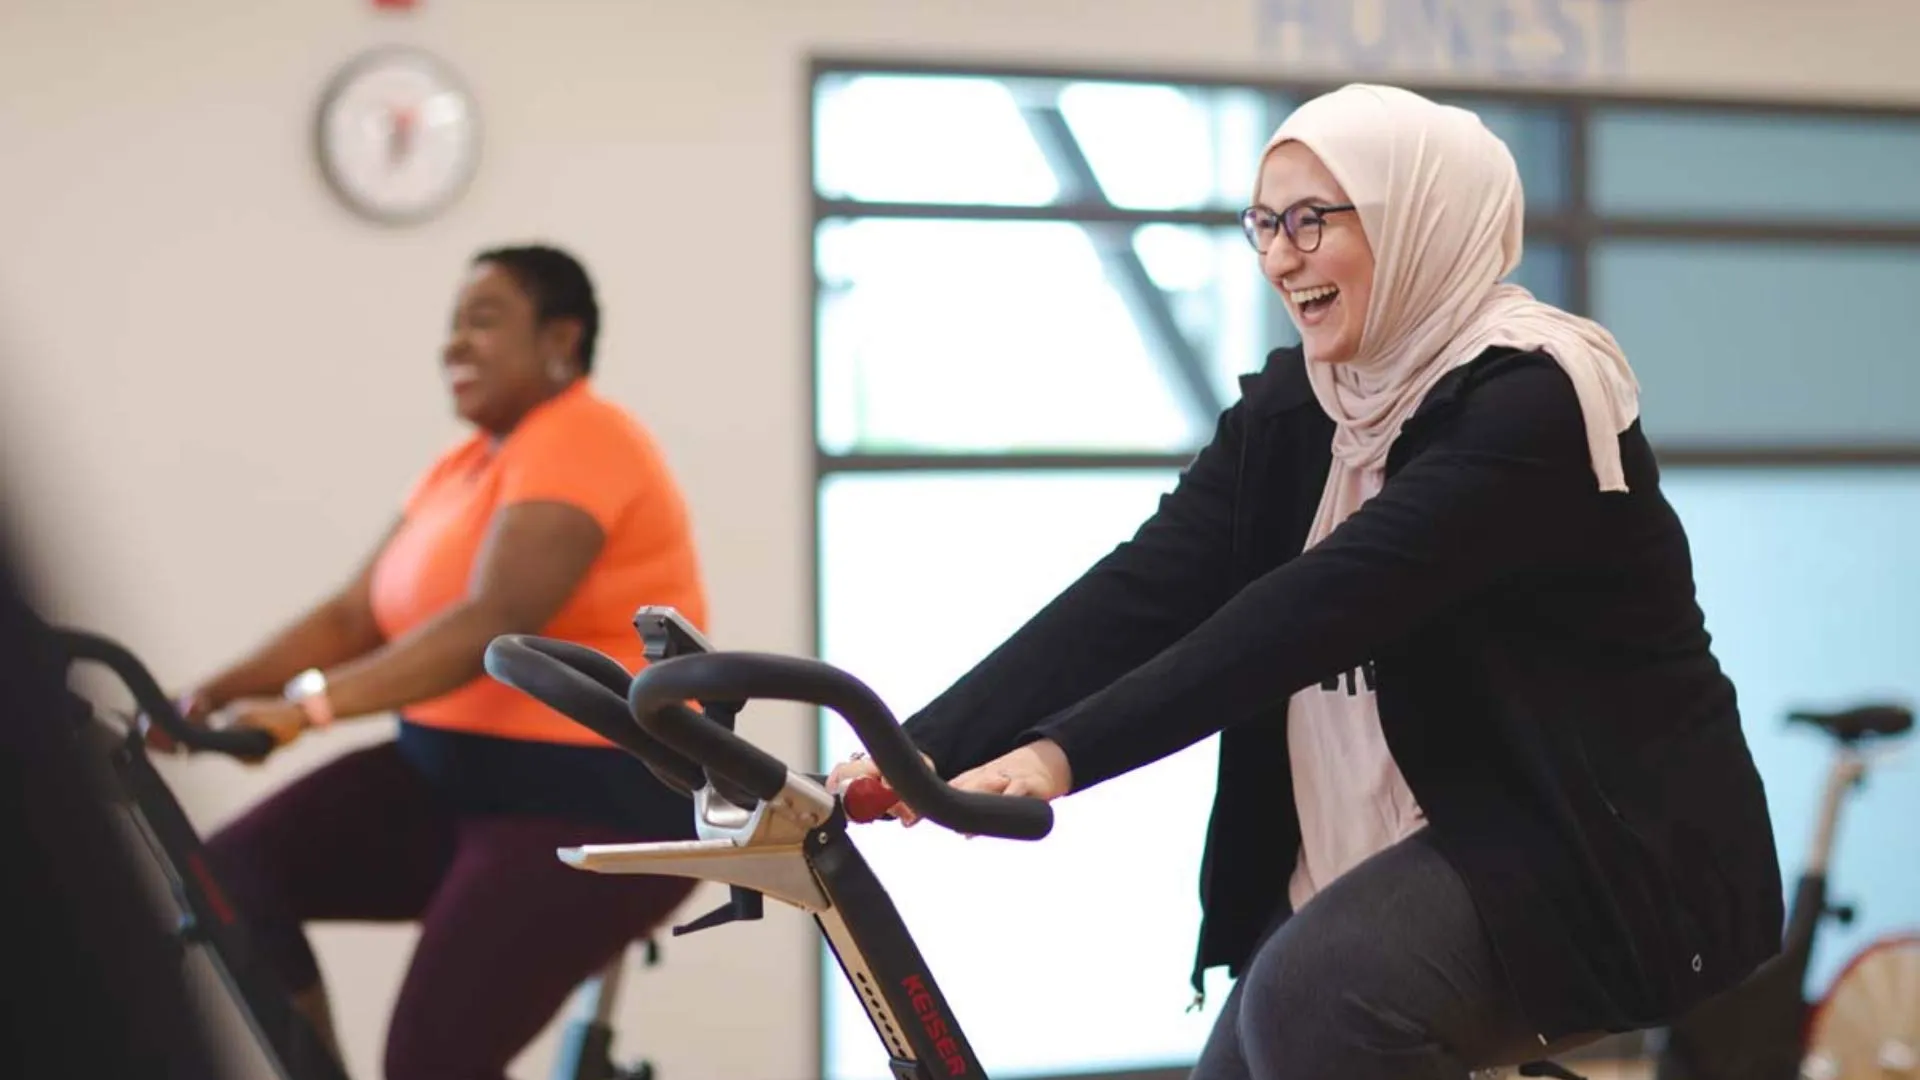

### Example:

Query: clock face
xmin=314 ymin=47 xmax=481 ymax=225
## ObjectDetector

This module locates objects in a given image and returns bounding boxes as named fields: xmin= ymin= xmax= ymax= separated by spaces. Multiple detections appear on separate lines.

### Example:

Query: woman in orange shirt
xmin=172 ymin=245 xmax=705 ymax=1080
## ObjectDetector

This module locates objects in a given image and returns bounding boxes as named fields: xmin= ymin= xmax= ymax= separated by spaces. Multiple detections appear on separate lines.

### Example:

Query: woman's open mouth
xmin=444 ymin=362 xmax=482 ymax=391
xmin=1290 ymin=284 xmax=1340 ymax=324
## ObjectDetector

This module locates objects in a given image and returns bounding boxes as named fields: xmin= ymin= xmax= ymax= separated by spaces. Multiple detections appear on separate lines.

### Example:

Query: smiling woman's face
xmin=1254 ymin=141 xmax=1375 ymax=366
xmin=439 ymin=260 xmax=581 ymax=433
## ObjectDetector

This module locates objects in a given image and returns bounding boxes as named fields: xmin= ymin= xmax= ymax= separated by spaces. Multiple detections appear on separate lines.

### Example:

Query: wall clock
xmin=314 ymin=46 xmax=482 ymax=226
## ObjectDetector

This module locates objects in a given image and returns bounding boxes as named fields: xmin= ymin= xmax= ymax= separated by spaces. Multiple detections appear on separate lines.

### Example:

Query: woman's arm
xmin=1026 ymin=359 xmax=1601 ymax=791
xmin=901 ymin=400 xmax=1247 ymax=778
xmin=191 ymin=518 xmax=400 ymax=708
xmin=318 ymin=501 xmax=604 ymax=719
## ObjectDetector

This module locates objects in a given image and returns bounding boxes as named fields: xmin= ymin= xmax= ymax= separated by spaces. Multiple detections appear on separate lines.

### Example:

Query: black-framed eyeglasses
xmin=1239 ymin=202 xmax=1357 ymax=255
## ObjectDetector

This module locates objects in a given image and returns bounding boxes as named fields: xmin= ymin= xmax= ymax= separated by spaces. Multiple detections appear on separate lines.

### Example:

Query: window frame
xmin=808 ymin=56 xmax=1920 ymax=474
xmin=804 ymin=56 xmax=1920 ymax=1080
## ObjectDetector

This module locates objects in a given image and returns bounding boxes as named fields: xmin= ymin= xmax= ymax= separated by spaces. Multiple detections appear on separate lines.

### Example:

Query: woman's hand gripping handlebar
xmin=626 ymin=651 xmax=1054 ymax=841
xmin=56 ymin=629 xmax=278 ymax=760
xmin=833 ymin=738 xmax=1074 ymax=828
xmin=840 ymin=773 xmax=911 ymax=824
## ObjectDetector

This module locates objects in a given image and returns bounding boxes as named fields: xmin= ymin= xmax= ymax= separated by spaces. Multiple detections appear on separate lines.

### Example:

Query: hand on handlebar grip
xmin=140 ymin=690 xmax=214 ymax=755
xmin=947 ymin=740 xmax=1073 ymax=804
xmin=843 ymin=775 xmax=906 ymax=824
xmin=828 ymin=752 xmax=935 ymax=826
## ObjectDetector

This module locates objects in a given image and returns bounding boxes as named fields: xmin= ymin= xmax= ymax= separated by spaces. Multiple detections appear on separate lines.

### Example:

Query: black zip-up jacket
xmin=901 ymin=345 xmax=1785 ymax=1044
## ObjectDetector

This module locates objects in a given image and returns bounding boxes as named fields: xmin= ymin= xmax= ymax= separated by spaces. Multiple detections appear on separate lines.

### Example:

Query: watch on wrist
xmin=283 ymin=668 xmax=336 ymax=728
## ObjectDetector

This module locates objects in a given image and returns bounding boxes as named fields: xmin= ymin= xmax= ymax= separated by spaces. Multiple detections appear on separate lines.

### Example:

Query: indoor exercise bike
xmin=484 ymin=607 xmax=1051 ymax=1080
xmin=484 ymin=605 xmax=1592 ymax=1080
xmin=57 ymin=629 xmax=348 ymax=1080
xmin=54 ymin=627 xmax=661 ymax=1080
xmin=1651 ymin=701 xmax=1915 ymax=1080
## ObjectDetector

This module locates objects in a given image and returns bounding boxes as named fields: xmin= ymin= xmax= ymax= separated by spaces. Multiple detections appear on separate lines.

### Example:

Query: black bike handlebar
xmin=627 ymin=651 xmax=1054 ymax=841
xmin=56 ymin=628 xmax=277 ymax=759
xmin=482 ymin=635 xmax=707 ymax=797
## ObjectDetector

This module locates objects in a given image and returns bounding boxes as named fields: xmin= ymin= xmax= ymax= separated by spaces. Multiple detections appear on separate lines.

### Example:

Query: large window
xmin=811 ymin=61 xmax=1920 ymax=1080
xmin=816 ymin=472 xmax=1220 ymax=1080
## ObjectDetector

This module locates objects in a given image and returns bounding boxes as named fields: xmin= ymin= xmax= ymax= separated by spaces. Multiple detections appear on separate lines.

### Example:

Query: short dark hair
xmin=471 ymin=244 xmax=602 ymax=374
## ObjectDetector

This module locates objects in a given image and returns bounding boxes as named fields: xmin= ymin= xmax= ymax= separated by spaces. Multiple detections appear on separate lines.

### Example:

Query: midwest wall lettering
xmin=1259 ymin=0 xmax=1630 ymax=80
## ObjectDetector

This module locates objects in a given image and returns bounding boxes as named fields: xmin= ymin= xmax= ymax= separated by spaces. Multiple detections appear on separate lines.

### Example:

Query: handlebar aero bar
xmin=482 ymin=634 xmax=709 ymax=798
xmin=484 ymin=616 xmax=1050 ymax=1080
xmin=625 ymin=650 xmax=1052 ymax=842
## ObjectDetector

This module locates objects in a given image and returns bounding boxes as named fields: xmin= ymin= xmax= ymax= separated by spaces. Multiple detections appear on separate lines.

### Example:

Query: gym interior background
xmin=2 ymin=1 xmax=1915 ymax=1079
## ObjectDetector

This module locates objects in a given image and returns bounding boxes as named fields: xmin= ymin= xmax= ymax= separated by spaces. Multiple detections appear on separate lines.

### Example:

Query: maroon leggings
xmin=205 ymin=740 xmax=697 ymax=1080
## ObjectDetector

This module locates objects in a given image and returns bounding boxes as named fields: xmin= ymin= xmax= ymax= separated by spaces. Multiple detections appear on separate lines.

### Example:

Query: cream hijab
xmin=1261 ymin=84 xmax=1643 ymax=549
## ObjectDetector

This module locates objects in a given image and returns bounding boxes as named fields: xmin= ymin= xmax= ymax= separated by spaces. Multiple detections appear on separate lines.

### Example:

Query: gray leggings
xmin=1191 ymin=831 xmax=1583 ymax=1080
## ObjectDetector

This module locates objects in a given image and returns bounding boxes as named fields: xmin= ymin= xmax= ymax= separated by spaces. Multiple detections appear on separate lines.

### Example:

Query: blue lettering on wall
xmin=1596 ymin=0 xmax=1628 ymax=76
xmin=1534 ymin=0 xmax=1588 ymax=77
xmin=1338 ymin=0 xmax=1402 ymax=71
xmin=1257 ymin=0 xmax=1630 ymax=81
xmin=1258 ymin=0 xmax=1321 ymax=55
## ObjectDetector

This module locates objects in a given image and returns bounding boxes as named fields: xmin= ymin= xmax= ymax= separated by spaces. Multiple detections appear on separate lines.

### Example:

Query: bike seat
xmin=1788 ymin=704 xmax=1913 ymax=743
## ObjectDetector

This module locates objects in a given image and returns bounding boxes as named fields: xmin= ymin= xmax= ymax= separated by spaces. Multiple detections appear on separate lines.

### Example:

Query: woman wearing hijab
xmin=827 ymin=84 xmax=1785 ymax=1078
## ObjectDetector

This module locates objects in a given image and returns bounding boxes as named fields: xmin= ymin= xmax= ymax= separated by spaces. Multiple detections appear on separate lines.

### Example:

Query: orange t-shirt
xmin=368 ymin=382 xmax=708 ymax=745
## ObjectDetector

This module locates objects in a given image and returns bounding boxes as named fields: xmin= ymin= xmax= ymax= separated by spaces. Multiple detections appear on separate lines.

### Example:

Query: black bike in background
xmin=1651 ymin=703 xmax=1915 ymax=1080
xmin=57 ymin=628 xmax=661 ymax=1080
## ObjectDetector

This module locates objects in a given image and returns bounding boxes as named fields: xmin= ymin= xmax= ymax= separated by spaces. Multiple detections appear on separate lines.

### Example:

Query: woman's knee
xmin=384 ymin=1016 xmax=493 ymax=1080
xmin=203 ymin=821 xmax=323 ymax=991
xmin=202 ymin=801 xmax=281 ymax=916
xmin=1237 ymin=917 xmax=1375 ymax=1033
xmin=384 ymin=857 xmax=694 ymax=1080
xmin=1233 ymin=908 xmax=1462 ymax=1077
xmin=204 ymin=808 xmax=276 ymax=892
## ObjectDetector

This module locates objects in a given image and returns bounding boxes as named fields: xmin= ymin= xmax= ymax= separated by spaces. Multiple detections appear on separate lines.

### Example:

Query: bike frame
xmin=92 ymin=711 xmax=353 ymax=1080
xmin=563 ymin=779 xmax=984 ymax=1080
xmin=64 ymin=630 xmax=655 ymax=1080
